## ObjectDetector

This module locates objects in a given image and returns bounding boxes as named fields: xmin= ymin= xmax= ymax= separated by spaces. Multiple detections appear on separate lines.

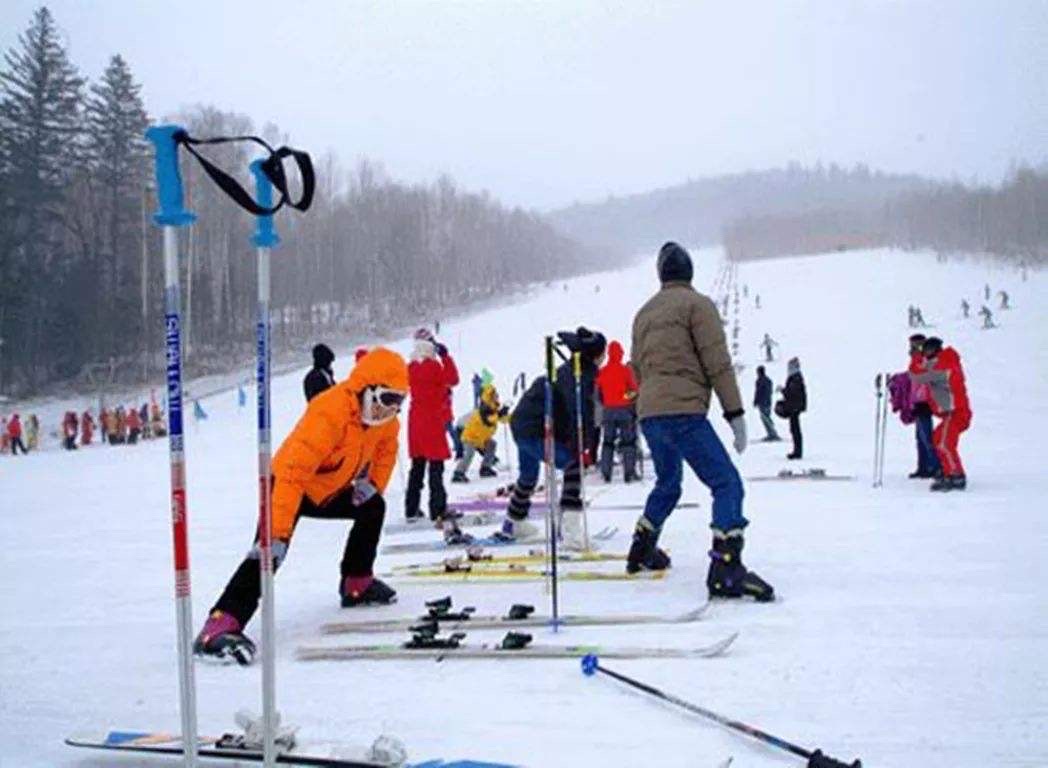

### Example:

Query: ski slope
xmin=2 ymin=248 xmax=1045 ymax=767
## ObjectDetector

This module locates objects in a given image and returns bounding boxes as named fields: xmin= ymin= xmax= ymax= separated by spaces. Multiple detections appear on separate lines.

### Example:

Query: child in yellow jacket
xmin=451 ymin=384 xmax=509 ymax=482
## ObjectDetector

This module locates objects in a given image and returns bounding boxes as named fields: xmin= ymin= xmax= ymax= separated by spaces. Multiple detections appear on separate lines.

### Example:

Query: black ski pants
xmin=211 ymin=488 xmax=385 ymax=628
xmin=405 ymin=458 xmax=447 ymax=520
xmin=789 ymin=414 xmax=803 ymax=458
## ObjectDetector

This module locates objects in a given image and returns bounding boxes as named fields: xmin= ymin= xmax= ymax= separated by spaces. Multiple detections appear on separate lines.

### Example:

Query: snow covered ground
xmin=2 ymin=247 xmax=1045 ymax=767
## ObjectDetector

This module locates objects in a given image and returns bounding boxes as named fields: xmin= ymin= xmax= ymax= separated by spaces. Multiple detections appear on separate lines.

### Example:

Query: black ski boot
xmin=950 ymin=474 xmax=967 ymax=490
xmin=706 ymin=530 xmax=774 ymax=602
xmin=930 ymin=476 xmax=953 ymax=491
xmin=626 ymin=518 xmax=671 ymax=574
xmin=479 ymin=465 xmax=498 ymax=478
xmin=340 ymin=576 xmax=397 ymax=607
xmin=451 ymin=470 xmax=469 ymax=483
xmin=193 ymin=610 xmax=256 ymax=665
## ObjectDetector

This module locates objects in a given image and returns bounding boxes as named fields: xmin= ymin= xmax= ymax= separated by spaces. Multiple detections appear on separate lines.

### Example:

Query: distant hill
xmin=547 ymin=164 xmax=933 ymax=254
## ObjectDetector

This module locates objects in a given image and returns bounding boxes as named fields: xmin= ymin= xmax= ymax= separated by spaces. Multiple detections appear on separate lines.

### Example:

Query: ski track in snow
xmin=2 ymin=248 xmax=1046 ymax=767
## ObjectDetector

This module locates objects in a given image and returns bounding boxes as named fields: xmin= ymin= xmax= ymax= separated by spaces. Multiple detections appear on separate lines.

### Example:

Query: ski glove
xmin=728 ymin=415 xmax=747 ymax=454
xmin=353 ymin=477 xmax=378 ymax=506
xmin=249 ymin=538 xmax=288 ymax=569
xmin=434 ymin=342 xmax=448 ymax=357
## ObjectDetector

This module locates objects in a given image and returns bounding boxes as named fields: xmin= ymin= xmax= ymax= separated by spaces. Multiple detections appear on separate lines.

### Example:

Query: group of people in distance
xmin=1 ymin=403 xmax=168 ymax=455
xmin=192 ymin=241 xmax=788 ymax=665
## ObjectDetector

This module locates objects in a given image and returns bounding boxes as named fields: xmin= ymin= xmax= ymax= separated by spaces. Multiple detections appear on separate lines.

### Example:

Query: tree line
xmin=0 ymin=7 xmax=599 ymax=397
xmin=722 ymin=166 xmax=1048 ymax=264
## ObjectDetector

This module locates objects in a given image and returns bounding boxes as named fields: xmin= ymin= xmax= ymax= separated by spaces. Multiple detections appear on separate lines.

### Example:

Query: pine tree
xmin=85 ymin=53 xmax=150 ymax=347
xmin=0 ymin=5 xmax=85 ymax=391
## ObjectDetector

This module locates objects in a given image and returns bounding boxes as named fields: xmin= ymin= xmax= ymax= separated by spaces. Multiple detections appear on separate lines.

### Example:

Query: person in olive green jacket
xmin=628 ymin=242 xmax=774 ymax=602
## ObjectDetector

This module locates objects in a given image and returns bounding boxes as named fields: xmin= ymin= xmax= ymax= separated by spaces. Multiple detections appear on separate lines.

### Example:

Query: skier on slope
xmin=778 ymin=357 xmax=807 ymax=460
xmin=404 ymin=328 xmax=459 ymax=523
xmin=451 ymin=384 xmax=509 ymax=483
xmin=6 ymin=414 xmax=27 ymax=455
xmin=493 ymin=326 xmax=606 ymax=547
xmin=596 ymin=339 xmax=640 ymax=483
xmin=80 ymin=410 xmax=95 ymax=446
xmin=760 ymin=333 xmax=778 ymax=362
xmin=910 ymin=336 xmax=971 ymax=491
xmin=753 ymin=366 xmax=780 ymax=442
xmin=906 ymin=334 xmax=941 ymax=479
xmin=629 ymin=242 xmax=773 ymax=601
xmin=194 ymin=347 xmax=408 ymax=665
xmin=961 ymin=299 xmax=970 ymax=319
xmin=303 ymin=343 xmax=336 ymax=402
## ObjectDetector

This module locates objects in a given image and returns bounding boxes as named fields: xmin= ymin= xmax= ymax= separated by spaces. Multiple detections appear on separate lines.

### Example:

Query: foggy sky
xmin=3 ymin=1 xmax=1046 ymax=210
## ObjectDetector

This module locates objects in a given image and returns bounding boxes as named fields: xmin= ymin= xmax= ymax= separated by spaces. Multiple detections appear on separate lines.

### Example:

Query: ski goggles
xmin=371 ymin=386 xmax=407 ymax=408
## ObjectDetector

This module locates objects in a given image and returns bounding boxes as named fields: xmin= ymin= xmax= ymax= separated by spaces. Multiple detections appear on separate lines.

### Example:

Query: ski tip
xmin=581 ymin=653 xmax=599 ymax=676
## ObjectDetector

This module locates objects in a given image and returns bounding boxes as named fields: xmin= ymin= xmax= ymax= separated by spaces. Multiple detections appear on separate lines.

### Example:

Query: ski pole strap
xmin=173 ymin=130 xmax=315 ymax=216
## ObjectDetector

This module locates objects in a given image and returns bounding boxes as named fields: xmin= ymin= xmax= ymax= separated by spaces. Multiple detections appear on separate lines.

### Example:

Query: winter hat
xmin=756 ymin=365 xmax=766 ymax=376
xmin=576 ymin=326 xmax=607 ymax=362
xmin=787 ymin=357 xmax=801 ymax=375
xmin=657 ymin=241 xmax=694 ymax=284
xmin=354 ymin=346 xmax=369 ymax=363
xmin=312 ymin=343 xmax=335 ymax=369
xmin=922 ymin=337 xmax=943 ymax=358
xmin=414 ymin=327 xmax=435 ymax=342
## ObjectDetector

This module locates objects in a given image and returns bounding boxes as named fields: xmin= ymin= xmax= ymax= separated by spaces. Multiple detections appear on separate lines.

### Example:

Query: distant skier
xmin=905 ymin=334 xmax=941 ymax=479
xmin=907 ymin=305 xmax=916 ymax=328
xmin=777 ymin=357 xmax=807 ymax=460
xmin=910 ymin=337 xmax=971 ymax=491
xmin=63 ymin=411 xmax=79 ymax=450
xmin=596 ymin=340 xmax=640 ymax=483
xmin=405 ymin=328 xmax=459 ymax=522
xmin=471 ymin=372 xmax=483 ymax=409
xmin=193 ymin=348 xmax=408 ymax=665
xmin=999 ymin=290 xmax=1010 ymax=310
xmin=961 ymin=299 xmax=970 ymax=318
xmin=80 ymin=410 xmax=95 ymax=446
xmin=760 ymin=333 xmax=778 ymax=362
xmin=984 ymin=283 xmax=990 ymax=300
xmin=755 ymin=294 xmax=761 ymax=309
xmin=630 ymin=242 xmax=773 ymax=601
xmin=753 ymin=366 xmax=780 ymax=442
xmin=979 ymin=305 xmax=995 ymax=329
xmin=126 ymin=406 xmax=142 ymax=445
xmin=25 ymin=414 xmax=39 ymax=451
xmin=451 ymin=384 xmax=509 ymax=482
xmin=6 ymin=414 xmax=27 ymax=455
xmin=493 ymin=326 xmax=605 ymax=547
xmin=304 ymin=343 xmax=336 ymax=402
xmin=913 ymin=307 xmax=927 ymax=327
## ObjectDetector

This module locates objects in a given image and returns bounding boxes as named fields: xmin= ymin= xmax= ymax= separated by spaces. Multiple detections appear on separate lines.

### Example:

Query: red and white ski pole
xmin=145 ymin=124 xmax=200 ymax=768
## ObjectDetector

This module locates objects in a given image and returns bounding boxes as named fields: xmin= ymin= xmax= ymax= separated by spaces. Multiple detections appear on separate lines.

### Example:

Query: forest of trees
xmin=0 ymin=7 xmax=600 ymax=397
xmin=723 ymin=166 xmax=1048 ymax=263
xmin=548 ymin=164 xmax=933 ymax=253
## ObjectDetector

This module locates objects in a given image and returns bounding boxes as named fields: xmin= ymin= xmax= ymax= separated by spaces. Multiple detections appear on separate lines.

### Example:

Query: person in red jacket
xmin=126 ymin=405 xmax=142 ymax=444
xmin=7 ymin=414 xmax=27 ymax=455
xmin=405 ymin=328 xmax=459 ymax=521
xmin=596 ymin=340 xmax=640 ymax=482
xmin=913 ymin=336 xmax=971 ymax=491
xmin=80 ymin=410 xmax=95 ymax=446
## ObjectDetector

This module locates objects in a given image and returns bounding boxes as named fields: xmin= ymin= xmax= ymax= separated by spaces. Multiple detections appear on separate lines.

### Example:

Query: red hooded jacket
xmin=923 ymin=347 xmax=971 ymax=417
xmin=408 ymin=351 xmax=459 ymax=460
xmin=7 ymin=415 xmax=21 ymax=439
xmin=596 ymin=341 xmax=638 ymax=409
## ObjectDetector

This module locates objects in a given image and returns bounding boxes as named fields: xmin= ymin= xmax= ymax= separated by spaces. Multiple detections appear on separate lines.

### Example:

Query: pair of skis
xmin=380 ymin=524 xmax=619 ymax=555
xmin=298 ymin=598 xmax=733 ymax=662
xmin=747 ymin=468 xmax=855 ymax=482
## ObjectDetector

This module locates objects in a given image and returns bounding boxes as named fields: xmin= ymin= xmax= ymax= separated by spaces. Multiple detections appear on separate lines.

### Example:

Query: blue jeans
xmin=640 ymin=414 xmax=747 ymax=532
xmin=508 ymin=437 xmax=580 ymax=519
xmin=915 ymin=410 xmax=941 ymax=475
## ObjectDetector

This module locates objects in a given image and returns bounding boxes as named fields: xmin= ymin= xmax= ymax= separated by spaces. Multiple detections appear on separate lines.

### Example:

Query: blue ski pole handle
xmin=144 ymin=125 xmax=196 ymax=227
xmin=250 ymin=159 xmax=280 ymax=248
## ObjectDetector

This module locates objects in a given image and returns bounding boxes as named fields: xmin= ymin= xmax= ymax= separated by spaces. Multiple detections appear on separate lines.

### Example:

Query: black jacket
xmin=781 ymin=372 xmax=807 ymax=416
xmin=511 ymin=357 xmax=598 ymax=449
xmin=303 ymin=367 xmax=335 ymax=402
xmin=754 ymin=374 xmax=773 ymax=410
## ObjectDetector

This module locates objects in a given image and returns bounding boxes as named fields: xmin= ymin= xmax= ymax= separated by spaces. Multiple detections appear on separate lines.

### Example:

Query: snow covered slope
xmin=2 ymin=248 xmax=1045 ymax=767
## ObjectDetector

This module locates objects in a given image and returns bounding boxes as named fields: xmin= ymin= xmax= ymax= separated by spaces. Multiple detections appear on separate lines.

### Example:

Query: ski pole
xmin=145 ymin=124 xmax=199 ymax=768
xmin=542 ymin=336 xmax=560 ymax=631
xmin=572 ymin=350 xmax=591 ymax=551
xmin=581 ymin=656 xmax=861 ymax=768
xmin=872 ymin=374 xmax=882 ymax=488
xmin=877 ymin=371 xmax=889 ymax=487
xmin=250 ymin=159 xmax=280 ymax=768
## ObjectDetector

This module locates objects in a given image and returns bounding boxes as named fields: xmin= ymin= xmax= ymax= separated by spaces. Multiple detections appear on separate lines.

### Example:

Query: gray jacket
xmin=630 ymin=282 xmax=743 ymax=420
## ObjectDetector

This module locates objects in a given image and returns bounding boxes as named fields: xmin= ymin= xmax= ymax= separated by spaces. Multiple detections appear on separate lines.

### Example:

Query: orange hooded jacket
xmin=271 ymin=347 xmax=408 ymax=540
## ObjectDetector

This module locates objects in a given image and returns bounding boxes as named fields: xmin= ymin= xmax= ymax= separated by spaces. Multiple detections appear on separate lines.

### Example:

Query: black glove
xmin=435 ymin=342 xmax=448 ymax=357
xmin=497 ymin=405 xmax=510 ymax=417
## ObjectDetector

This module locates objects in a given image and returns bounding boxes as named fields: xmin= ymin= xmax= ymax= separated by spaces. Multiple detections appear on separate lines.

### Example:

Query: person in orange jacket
xmin=596 ymin=340 xmax=640 ymax=482
xmin=912 ymin=336 xmax=971 ymax=491
xmin=80 ymin=410 xmax=95 ymax=446
xmin=194 ymin=348 xmax=408 ymax=665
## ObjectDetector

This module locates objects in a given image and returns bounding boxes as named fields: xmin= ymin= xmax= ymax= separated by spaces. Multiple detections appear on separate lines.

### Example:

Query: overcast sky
xmin=4 ymin=1 xmax=1046 ymax=209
